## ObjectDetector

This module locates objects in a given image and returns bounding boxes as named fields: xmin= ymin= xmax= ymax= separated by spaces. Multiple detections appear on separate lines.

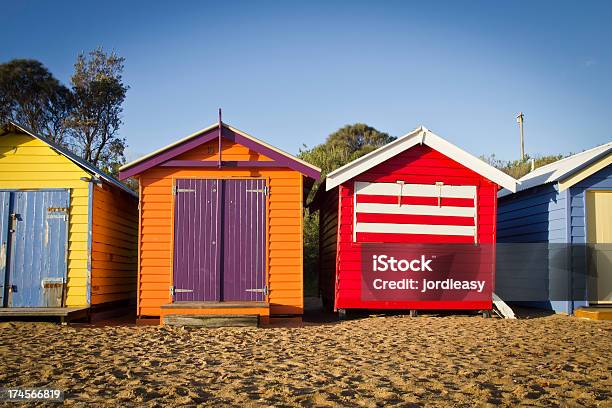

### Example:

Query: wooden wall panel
xmin=91 ymin=184 xmax=138 ymax=305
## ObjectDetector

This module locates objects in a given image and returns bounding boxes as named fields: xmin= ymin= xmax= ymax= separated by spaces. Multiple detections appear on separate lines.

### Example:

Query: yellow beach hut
xmin=0 ymin=121 xmax=138 ymax=321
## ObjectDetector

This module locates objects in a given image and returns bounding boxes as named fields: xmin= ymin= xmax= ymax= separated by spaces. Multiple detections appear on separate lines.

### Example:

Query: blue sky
xmin=2 ymin=1 xmax=611 ymax=162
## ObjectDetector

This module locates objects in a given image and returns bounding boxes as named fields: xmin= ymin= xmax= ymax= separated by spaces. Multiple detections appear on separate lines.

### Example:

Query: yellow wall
xmin=586 ymin=190 xmax=612 ymax=243
xmin=586 ymin=190 xmax=612 ymax=303
xmin=0 ymin=132 xmax=90 ymax=306
xmin=91 ymin=184 xmax=138 ymax=305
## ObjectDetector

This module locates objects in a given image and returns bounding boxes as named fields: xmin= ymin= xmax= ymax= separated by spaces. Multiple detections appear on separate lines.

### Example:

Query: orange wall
xmin=91 ymin=183 xmax=138 ymax=305
xmin=137 ymin=139 xmax=304 ymax=316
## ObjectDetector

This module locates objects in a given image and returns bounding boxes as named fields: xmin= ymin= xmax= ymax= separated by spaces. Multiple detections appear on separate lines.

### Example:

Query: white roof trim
xmin=2 ymin=121 xmax=137 ymax=197
xmin=119 ymin=122 xmax=321 ymax=174
xmin=326 ymin=126 xmax=519 ymax=192
xmin=498 ymin=141 xmax=612 ymax=198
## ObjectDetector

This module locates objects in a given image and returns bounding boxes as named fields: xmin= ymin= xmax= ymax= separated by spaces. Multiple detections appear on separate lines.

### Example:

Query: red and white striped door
xmin=354 ymin=181 xmax=478 ymax=243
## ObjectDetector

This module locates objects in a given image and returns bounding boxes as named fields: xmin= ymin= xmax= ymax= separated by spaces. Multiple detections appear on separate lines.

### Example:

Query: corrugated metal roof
xmin=498 ymin=141 xmax=612 ymax=197
xmin=0 ymin=121 xmax=137 ymax=197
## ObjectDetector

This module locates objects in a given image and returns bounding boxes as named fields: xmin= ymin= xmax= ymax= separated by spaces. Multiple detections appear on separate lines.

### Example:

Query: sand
xmin=0 ymin=314 xmax=610 ymax=407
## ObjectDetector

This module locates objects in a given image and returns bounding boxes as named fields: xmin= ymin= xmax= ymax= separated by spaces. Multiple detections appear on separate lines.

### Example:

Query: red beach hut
xmin=312 ymin=126 xmax=518 ymax=313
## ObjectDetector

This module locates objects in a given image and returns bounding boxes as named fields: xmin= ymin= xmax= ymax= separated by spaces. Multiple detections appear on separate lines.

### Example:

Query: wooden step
xmin=161 ymin=301 xmax=268 ymax=309
xmin=575 ymin=307 xmax=612 ymax=321
xmin=0 ymin=307 xmax=89 ymax=322
xmin=163 ymin=314 xmax=259 ymax=327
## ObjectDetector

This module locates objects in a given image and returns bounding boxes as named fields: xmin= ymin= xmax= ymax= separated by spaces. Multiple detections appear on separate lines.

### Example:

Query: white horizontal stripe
xmin=356 ymin=202 xmax=475 ymax=217
xmin=355 ymin=181 xmax=477 ymax=199
xmin=355 ymin=222 xmax=476 ymax=236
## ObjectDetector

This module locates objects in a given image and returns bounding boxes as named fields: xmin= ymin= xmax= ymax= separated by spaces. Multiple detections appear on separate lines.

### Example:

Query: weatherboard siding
xmin=0 ymin=132 xmax=90 ymax=306
xmin=137 ymin=139 xmax=304 ymax=317
xmin=91 ymin=184 xmax=138 ymax=305
xmin=497 ymin=183 xmax=568 ymax=243
xmin=318 ymin=186 xmax=339 ymax=307
xmin=496 ymin=184 xmax=570 ymax=312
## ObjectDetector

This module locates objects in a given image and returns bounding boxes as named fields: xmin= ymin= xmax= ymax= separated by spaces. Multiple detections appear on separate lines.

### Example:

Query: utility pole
xmin=516 ymin=112 xmax=525 ymax=161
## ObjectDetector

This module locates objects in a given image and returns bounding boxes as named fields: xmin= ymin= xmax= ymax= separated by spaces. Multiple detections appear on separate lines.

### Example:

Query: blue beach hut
xmin=496 ymin=142 xmax=612 ymax=314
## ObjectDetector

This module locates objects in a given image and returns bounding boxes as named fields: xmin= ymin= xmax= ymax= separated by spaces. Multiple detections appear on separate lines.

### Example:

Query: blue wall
xmin=496 ymin=183 xmax=571 ymax=313
xmin=497 ymin=183 xmax=567 ymax=243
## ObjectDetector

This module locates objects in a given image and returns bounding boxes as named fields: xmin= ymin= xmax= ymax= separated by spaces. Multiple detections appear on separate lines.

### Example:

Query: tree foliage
xmin=299 ymin=123 xmax=395 ymax=181
xmin=481 ymin=154 xmax=566 ymax=179
xmin=0 ymin=59 xmax=73 ymax=144
xmin=67 ymin=48 xmax=129 ymax=174
xmin=0 ymin=49 xmax=129 ymax=177
xmin=298 ymin=123 xmax=395 ymax=295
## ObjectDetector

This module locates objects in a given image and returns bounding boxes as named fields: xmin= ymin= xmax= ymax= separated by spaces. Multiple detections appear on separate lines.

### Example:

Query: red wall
xmin=323 ymin=144 xmax=498 ymax=310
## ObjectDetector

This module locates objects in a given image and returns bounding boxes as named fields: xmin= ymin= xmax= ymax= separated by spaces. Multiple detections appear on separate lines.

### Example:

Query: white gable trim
xmin=498 ymin=142 xmax=612 ymax=198
xmin=1 ymin=121 xmax=137 ymax=197
xmin=326 ymin=126 xmax=519 ymax=192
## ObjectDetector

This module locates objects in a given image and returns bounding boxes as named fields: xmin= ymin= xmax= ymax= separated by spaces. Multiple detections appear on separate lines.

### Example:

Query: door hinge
xmin=173 ymin=186 xmax=196 ymax=195
xmin=170 ymin=286 xmax=194 ymax=296
xmin=246 ymin=186 xmax=269 ymax=196
xmin=41 ymin=277 xmax=65 ymax=288
xmin=47 ymin=208 xmax=68 ymax=221
xmin=245 ymin=286 xmax=268 ymax=296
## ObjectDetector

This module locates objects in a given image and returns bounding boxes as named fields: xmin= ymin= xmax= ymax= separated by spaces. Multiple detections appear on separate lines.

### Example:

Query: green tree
xmin=300 ymin=123 xmax=395 ymax=180
xmin=0 ymin=59 xmax=73 ymax=144
xmin=67 ymin=48 xmax=129 ymax=174
xmin=481 ymin=154 xmax=565 ymax=179
xmin=298 ymin=123 xmax=395 ymax=296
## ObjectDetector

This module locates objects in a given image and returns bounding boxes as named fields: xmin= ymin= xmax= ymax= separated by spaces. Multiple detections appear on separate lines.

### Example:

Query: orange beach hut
xmin=119 ymin=119 xmax=320 ymax=324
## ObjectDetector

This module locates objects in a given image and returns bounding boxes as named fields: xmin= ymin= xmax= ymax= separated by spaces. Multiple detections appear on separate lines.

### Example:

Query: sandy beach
xmin=0 ymin=313 xmax=610 ymax=407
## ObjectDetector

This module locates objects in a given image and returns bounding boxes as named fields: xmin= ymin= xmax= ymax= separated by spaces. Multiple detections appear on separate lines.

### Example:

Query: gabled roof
xmin=325 ymin=126 xmax=519 ymax=192
xmin=0 ymin=121 xmax=137 ymax=197
xmin=498 ymin=141 xmax=612 ymax=197
xmin=118 ymin=122 xmax=321 ymax=180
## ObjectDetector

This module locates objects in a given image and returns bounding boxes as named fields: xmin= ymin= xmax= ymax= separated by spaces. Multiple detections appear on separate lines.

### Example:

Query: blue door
xmin=0 ymin=192 xmax=11 ymax=306
xmin=5 ymin=190 xmax=69 ymax=307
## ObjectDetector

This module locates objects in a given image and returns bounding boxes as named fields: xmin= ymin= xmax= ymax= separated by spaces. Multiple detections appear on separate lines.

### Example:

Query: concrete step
xmin=163 ymin=314 xmax=259 ymax=327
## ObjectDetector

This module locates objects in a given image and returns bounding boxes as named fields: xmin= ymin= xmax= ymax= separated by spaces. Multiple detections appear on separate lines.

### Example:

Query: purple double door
xmin=173 ymin=179 xmax=267 ymax=302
